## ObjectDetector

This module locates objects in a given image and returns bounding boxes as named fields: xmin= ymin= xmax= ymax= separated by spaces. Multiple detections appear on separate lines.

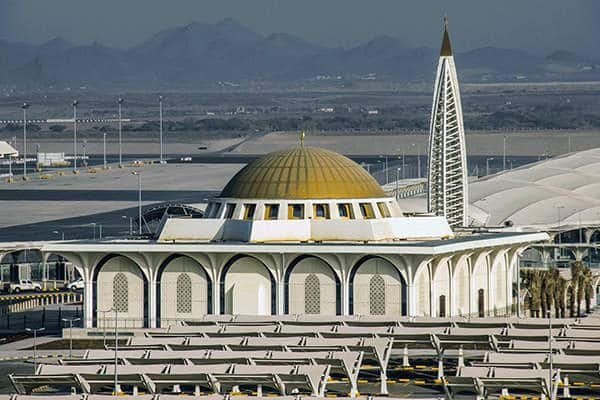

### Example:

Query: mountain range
xmin=1 ymin=18 xmax=598 ymax=91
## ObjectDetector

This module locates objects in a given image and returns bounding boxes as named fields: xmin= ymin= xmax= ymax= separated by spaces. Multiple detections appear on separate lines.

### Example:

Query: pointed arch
xmin=284 ymin=255 xmax=340 ymax=315
xmin=156 ymin=254 xmax=212 ymax=326
xmin=349 ymin=255 xmax=407 ymax=316
xmin=220 ymin=254 xmax=276 ymax=315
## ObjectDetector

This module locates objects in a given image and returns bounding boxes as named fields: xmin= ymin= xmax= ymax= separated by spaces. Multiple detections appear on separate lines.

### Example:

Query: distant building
xmin=0 ymin=141 xmax=18 ymax=158
xmin=427 ymin=18 xmax=469 ymax=227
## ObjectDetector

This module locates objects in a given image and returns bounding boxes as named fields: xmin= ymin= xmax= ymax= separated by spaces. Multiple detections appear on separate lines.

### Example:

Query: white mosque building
xmin=0 ymin=21 xmax=548 ymax=329
xmin=32 ymin=143 xmax=546 ymax=329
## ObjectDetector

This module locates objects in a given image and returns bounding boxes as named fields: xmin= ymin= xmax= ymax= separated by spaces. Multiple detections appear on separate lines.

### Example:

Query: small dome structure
xmin=220 ymin=147 xmax=385 ymax=200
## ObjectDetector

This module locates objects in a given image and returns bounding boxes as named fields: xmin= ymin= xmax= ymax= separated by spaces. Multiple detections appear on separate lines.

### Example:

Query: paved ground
xmin=0 ymin=161 xmax=242 ymax=241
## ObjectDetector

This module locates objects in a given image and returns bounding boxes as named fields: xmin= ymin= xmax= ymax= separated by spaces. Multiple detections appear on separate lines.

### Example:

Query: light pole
xmin=486 ymin=157 xmax=495 ymax=176
xmin=82 ymin=139 xmax=87 ymax=167
xmin=8 ymin=137 xmax=15 ymax=181
xmin=132 ymin=171 xmax=142 ymax=235
xmin=111 ymin=307 xmax=119 ymax=396
xmin=103 ymin=133 xmax=107 ymax=169
xmin=52 ymin=230 xmax=65 ymax=241
xmin=159 ymin=95 xmax=164 ymax=163
xmin=72 ymin=100 xmax=78 ymax=171
xmin=62 ymin=317 xmax=80 ymax=359
xmin=122 ymin=215 xmax=133 ymax=236
xmin=402 ymin=151 xmax=406 ymax=179
xmin=556 ymin=206 xmax=565 ymax=261
xmin=548 ymin=310 xmax=554 ymax=400
xmin=118 ymin=98 xmax=124 ymax=168
xmin=396 ymin=168 xmax=401 ymax=199
xmin=22 ymin=103 xmax=29 ymax=179
xmin=416 ymin=145 xmax=421 ymax=178
xmin=101 ymin=309 xmax=108 ymax=347
xmin=25 ymin=327 xmax=45 ymax=373
xmin=503 ymin=135 xmax=507 ymax=170
xmin=384 ymin=156 xmax=388 ymax=185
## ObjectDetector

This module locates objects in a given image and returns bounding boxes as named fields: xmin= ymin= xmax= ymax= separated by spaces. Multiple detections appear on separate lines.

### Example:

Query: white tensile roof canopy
xmin=470 ymin=148 xmax=600 ymax=229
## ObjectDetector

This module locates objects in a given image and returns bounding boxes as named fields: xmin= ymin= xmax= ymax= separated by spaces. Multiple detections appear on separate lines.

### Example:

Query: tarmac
xmin=0 ymin=161 xmax=243 ymax=241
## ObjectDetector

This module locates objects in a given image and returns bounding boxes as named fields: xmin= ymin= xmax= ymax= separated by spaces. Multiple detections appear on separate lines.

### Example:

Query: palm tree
xmin=529 ymin=270 xmax=543 ymax=318
xmin=555 ymin=276 xmax=567 ymax=318
xmin=568 ymin=285 xmax=575 ymax=318
xmin=571 ymin=261 xmax=584 ymax=316
xmin=581 ymin=266 xmax=594 ymax=314
xmin=544 ymin=267 xmax=562 ymax=317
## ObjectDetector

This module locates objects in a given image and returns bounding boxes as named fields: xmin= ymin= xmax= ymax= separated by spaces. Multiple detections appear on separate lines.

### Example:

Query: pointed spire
xmin=440 ymin=15 xmax=453 ymax=57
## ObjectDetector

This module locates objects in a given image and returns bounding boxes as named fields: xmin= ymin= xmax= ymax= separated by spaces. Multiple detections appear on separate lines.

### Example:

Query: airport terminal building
xmin=15 ymin=146 xmax=546 ymax=328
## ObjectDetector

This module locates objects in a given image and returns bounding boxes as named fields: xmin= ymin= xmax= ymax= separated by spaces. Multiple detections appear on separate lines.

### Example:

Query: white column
xmin=448 ymin=258 xmax=455 ymax=317
xmin=486 ymin=254 xmax=493 ymax=317
xmin=213 ymin=269 xmax=221 ymax=314
xmin=468 ymin=257 xmax=473 ymax=317
xmin=84 ymin=271 xmax=94 ymax=328
xmin=148 ymin=270 xmax=157 ymax=328
xmin=505 ymin=251 xmax=512 ymax=316
xmin=277 ymin=278 xmax=285 ymax=315
xmin=429 ymin=265 xmax=434 ymax=317
xmin=407 ymin=283 xmax=417 ymax=317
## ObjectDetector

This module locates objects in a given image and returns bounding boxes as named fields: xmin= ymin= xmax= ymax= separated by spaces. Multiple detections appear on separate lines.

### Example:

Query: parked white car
xmin=3 ymin=280 xmax=42 ymax=293
xmin=64 ymin=278 xmax=84 ymax=291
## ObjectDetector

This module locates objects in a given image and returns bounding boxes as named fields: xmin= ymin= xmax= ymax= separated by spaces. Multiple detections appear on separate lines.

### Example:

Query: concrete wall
xmin=96 ymin=256 xmax=145 ymax=328
xmin=288 ymin=257 xmax=337 ymax=315
xmin=159 ymin=256 xmax=208 ymax=327
xmin=224 ymin=256 xmax=272 ymax=315
xmin=353 ymin=257 xmax=404 ymax=316
xmin=43 ymin=243 xmax=526 ymax=327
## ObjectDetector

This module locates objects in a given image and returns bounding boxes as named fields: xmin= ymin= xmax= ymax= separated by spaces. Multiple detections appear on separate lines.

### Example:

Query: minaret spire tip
xmin=440 ymin=15 xmax=453 ymax=57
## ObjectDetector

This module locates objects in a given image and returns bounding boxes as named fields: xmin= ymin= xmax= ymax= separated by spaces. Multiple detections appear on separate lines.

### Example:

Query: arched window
xmin=369 ymin=275 xmax=386 ymax=315
xmin=113 ymin=273 xmax=129 ymax=312
xmin=304 ymin=274 xmax=321 ymax=314
xmin=177 ymin=273 xmax=192 ymax=314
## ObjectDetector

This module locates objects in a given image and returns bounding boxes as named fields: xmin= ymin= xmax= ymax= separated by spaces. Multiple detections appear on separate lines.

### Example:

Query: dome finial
xmin=440 ymin=15 xmax=453 ymax=57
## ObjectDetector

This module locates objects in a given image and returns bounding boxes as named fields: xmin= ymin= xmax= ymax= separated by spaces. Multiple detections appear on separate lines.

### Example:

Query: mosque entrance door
xmin=438 ymin=295 xmax=446 ymax=317
xmin=478 ymin=289 xmax=485 ymax=317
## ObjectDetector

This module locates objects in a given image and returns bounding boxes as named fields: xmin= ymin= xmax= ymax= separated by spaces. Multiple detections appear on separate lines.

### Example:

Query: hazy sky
xmin=1 ymin=0 xmax=599 ymax=54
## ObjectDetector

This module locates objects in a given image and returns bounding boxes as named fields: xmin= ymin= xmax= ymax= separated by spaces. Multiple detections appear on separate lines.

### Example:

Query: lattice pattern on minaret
xmin=427 ymin=18 xmax=468 ymax=228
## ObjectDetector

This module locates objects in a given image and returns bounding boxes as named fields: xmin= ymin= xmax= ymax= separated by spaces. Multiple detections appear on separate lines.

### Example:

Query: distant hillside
xmin=2 ymin=19 xmax=599 ymax=91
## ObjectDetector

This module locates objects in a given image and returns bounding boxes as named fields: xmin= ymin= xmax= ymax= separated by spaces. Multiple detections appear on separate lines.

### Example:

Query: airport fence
xmin=0 ymin=305 xmax=83 ymax=333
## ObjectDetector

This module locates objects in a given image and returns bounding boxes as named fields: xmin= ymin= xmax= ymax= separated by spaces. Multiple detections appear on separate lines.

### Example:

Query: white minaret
xmin=427 ymin=17 xmax=468 ymax=228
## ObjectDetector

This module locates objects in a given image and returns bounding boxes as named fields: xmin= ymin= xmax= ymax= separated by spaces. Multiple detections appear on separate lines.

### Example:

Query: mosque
xmin=38 ymin=143 xmax=545 ymax=329
xmin=3 ymin=20 xmax=547 ymax=329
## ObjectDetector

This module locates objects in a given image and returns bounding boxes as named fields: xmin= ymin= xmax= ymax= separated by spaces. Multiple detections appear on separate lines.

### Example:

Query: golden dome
xmin=221 ymin=147 xmax=385 ymax=199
